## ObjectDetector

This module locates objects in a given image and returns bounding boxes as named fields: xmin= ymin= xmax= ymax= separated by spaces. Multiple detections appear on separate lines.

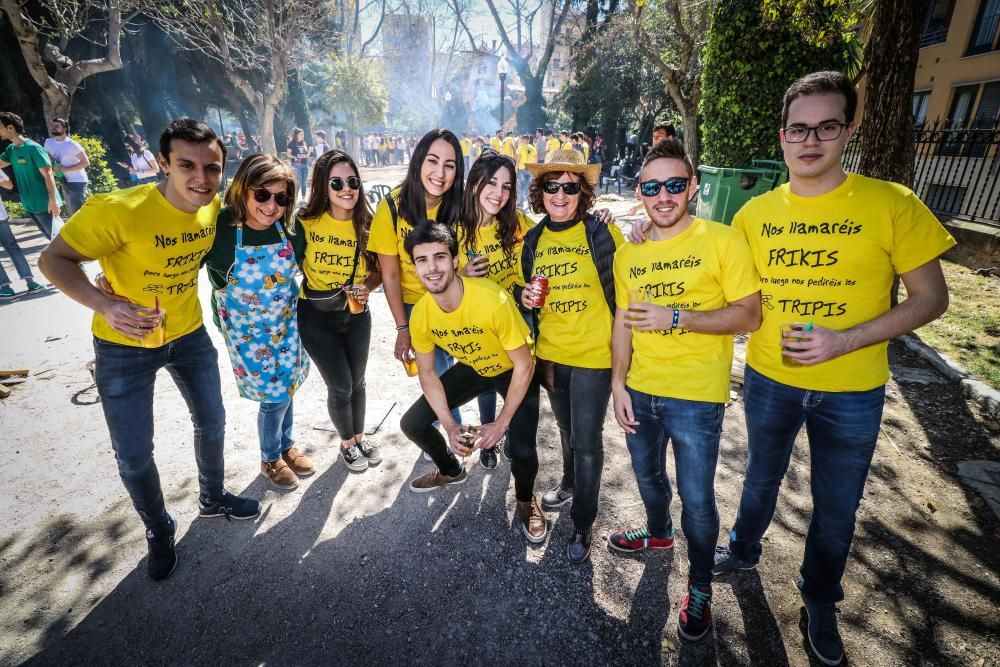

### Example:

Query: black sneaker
xmin=479 ymin=446 xmax=498 ymax=470
xmin=500 ymin=434 xmax=512 ymax=460
xmin=357 ymin=440 xmax=382 ymax=465
xmin=800 ymin=581 xmax=844 ymax=666
xmin=712 ymin=545 xmax=757 ymax=575
xmin=198 ymin=491 xmax=261 ymax=521
xmin=146 ymin=516 xmax=178 ymax=581
xmin=342 ymin=444 xmax=369 ymax=472
xmin=567 ymin=528 xmax=592 ymax=564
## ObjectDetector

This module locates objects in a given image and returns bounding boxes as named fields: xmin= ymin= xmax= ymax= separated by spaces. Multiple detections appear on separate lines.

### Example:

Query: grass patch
xmin=906 ymin=260 xmax=1000 ymax=389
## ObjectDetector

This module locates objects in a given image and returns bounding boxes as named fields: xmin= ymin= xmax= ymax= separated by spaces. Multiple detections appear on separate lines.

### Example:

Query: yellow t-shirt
xmin=490 ymin=137 xmax=502 ymax=151
xmin=582 ymin=143 xmax=590 ymax=161
xmin=501 ymin=137 xmax=516 ymax=158
xmin=532 ymin=221 xmax=625 ymax=368
xmin=60 ymin=183 xmax=219 ymax=347
xmin=614 ymin=218 xmax=761 ymax=402
xmin=515 ymin=144 xmax=537 ymax=170
xmin=366 ymin=189 xmax=440 ymax=304
xmin=460 ymin=138 xmax=472 ymax=157
xmin=546 ymin=138 xmax=561 ymax=155
xmin=410 ymin=277 xmax=532 ymax=377
xmin=561 ymin=141 xmax=573 ymax=150
xmin=734 ymin=173 xmax=956 ymax=392
xmin=457 ymin=210 xmax=534 ymax=294
xmin=299 ymin=213 xmax=367 ymax=290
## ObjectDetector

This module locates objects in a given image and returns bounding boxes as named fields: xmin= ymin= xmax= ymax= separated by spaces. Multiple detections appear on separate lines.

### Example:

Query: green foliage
xmin=761 ymin=0 xmax=869 ymax=79
xmin=325 ymin=55 xmax=388 ymax=128
xmin=5 ymin=201 xmax=28 ymax=219
xmin=699 ymin=0 xmax=849 ymax=167
xmin=73 ymin=134 xmax=117 ymax=194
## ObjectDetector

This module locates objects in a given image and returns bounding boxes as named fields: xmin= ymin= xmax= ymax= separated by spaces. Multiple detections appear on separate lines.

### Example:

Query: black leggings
xmin=297 ymin=301 xmax=371 ymax=441
xmin=400 ymin=363 xmax=540 ymax=501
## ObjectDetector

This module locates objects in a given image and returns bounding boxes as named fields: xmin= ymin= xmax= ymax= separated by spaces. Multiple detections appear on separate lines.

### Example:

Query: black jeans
xmin=400 ymin=363 xmax=540 ymax=501
xmin=547 ymin=363 xmax=612 ymax=531
xmin=297 ymin=301 xmax=371 ymax=440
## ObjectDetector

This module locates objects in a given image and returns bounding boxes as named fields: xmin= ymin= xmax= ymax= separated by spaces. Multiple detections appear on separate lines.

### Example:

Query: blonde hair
xmin=223 ymin=153 xmax=298 ymax=232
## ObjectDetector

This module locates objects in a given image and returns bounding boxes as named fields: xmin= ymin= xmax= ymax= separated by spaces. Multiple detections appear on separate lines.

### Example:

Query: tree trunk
xmin=40 ymin=87 xmax=71 ymax=126
xmin=516 ymin=75 xmax=547 ymax=132
xmin=857 ymin=0 xmax=929 ymax=186
xmin=257 ymin=101 xmax=278 ymax=155
xmin=681 ymin=107 xmax=699 ymax=172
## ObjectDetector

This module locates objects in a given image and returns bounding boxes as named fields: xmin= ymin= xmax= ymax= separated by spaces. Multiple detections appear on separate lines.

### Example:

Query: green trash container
xmin=751 ymin=159 xmax=789 ymax=186
xmin=697 ymin=166 xmax=781 ymax=225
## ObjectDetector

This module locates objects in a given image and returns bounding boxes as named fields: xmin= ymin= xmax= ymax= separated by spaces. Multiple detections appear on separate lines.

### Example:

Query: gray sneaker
xmin=712 ymin=545 xmax=757 ymax=575
xmin=541 ymin=483 xmax=573 ymax=509
xmin=357 ymin=440 xmax=382 ymax=465
xmin=341 ymin=444 xmax=369 ymax=472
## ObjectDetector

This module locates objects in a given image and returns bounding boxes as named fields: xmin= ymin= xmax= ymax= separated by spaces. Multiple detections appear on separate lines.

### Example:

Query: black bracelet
xmin=395 ymin=324 xmax=409 ymax=331
xmin=671 ymin=308 xmax=680 ymax=331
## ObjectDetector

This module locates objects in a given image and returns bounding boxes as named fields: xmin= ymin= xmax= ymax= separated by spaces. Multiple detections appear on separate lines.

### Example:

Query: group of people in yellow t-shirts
xmin=32 ymin=70 xmax=956 ymax=665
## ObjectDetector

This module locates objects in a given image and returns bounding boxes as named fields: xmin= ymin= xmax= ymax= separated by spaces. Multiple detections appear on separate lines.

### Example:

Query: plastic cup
xmin=626 ymin=287 xmax=649 ymax=325
xmin=459 ymin=425 xmax=480 ymax=458
xmin=140 ymin=308 xmax=166 ymax=348
xmin=345 ymin=286 xmax=365 ymax=315
xmin=402 ymin=352 xmax=418 ymax=377
xmin=781 ymin=322 xmax=805 ymax=366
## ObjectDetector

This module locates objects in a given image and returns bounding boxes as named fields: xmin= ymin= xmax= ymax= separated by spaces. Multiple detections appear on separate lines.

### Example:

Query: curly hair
xmin=527 ymin=171 xmax=596 ymax=221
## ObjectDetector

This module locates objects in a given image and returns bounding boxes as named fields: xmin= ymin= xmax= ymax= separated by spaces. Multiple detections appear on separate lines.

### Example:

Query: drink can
xmin=530 ymin=274 xmax=549 ymax=307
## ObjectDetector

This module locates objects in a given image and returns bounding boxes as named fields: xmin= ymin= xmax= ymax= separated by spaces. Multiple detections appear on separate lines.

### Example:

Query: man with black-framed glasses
xmin=610 ymin=138 xmax=761 ymax=642
xmin=711 ymin=71 xmax=954 ymax=665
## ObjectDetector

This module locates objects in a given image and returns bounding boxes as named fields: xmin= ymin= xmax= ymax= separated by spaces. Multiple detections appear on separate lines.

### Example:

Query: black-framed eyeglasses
xmin=542 ymin=181 xmax=582 ymax=195
xmin=781 ymin=122 xmax=849 ymax=143
xmin=252 ymin=188 xmax=292 ymax=207
xmin=329 ymin=176 xmax=361 ymax=191
xmin=639 ymin=177 xmax=690 ymax=197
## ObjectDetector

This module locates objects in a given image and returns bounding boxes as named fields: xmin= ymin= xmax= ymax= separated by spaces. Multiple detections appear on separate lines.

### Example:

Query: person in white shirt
xmin=313 ymin=130 xmax=331 ymax=159
xmin=0 ymin=170 xmax=44 ymax=299
xmin=44 ymin=118 xmax=90 ymax=215
xmin=118 ymin=138 xmax=160 ymax=185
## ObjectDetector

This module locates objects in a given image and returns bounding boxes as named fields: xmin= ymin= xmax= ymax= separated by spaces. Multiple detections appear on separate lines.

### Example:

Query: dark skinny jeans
xmin=400 ymin=363 xmax=540 ymax=501
xmin=297 ymin=300 xmax=371 ymax=441
xmin=547 ymin=362 xmax=612 ymax=531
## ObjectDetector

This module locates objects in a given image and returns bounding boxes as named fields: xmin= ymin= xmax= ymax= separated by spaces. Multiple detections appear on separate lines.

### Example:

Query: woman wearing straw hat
xmin=516 ymin=148 xmax=625 ymax=563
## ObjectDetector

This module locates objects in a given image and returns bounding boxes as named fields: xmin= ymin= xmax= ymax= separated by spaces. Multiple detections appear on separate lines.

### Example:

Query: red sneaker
xmin=608 ymin=526 xmax=675 ymax=552
xmin=677 ymin=579 xmax=713 ymax=641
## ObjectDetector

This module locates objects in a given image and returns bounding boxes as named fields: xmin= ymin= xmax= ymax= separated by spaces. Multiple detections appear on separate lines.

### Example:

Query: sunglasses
xmin=542 ymin=181 xmax=582 ymax=195
xmin=252 ymin=188 xmax=292 ymax=207
xmin=639 ymin=177 xmax=690 ymax=197
xmin=329 ymin=176 xmax=361 ymax=191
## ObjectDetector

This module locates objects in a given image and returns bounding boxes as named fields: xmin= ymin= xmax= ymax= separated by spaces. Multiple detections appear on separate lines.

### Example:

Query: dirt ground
xmin=1 ymin=168 xmax=998 ymax=666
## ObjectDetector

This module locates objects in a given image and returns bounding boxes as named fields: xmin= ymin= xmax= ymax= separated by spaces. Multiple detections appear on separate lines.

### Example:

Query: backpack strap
xmin=386 ymin=194 xmax=399 ymax=234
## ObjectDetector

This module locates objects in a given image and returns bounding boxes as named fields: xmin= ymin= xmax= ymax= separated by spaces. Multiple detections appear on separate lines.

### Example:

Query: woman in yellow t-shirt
xmin=517 ymin=148 xmax=624 ymax=564
xmin=456 ymin=148 xmax=534 ymax=469
xmin=297 ymin=150 xmax=384 ymax=473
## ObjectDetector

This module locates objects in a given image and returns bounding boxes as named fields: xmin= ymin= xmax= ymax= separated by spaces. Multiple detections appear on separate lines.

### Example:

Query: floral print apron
xmin=215 ymin=221 xmax=309 ymax=401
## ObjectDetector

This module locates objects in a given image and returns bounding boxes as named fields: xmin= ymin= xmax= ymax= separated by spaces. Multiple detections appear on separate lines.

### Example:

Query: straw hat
xmin=526 ymin=148 xmax=601 ymax=186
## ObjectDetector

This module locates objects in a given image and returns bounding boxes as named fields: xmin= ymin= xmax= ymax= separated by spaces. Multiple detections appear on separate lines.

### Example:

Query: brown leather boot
xmin=261 ymin=459 xmax=298 ymax=490
xmin=517 ymin=496 xmax=547 ymax=543
xmin=282 ymin=446 xmax=315 ymax=476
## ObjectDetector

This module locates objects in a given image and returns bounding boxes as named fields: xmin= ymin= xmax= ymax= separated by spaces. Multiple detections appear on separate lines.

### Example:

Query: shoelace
xmin=345 ymin=445 xmax=362 ymax=460
xmin=623 ymin=527 xmax=651 ymax=542
xmin=686 ymin=586 xmax=711 ymax=621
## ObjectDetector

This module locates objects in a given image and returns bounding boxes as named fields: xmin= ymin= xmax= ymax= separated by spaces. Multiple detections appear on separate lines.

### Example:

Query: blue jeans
xmin=626 ymin=388 xmax=724 ymax=585
xmin=26 ymin=211 xmax=52 ymax=240
xmin=258 ymin=399 xmax=294 ymax=462
xmin=0 ymin=220 xmax=33 ymax=287
xmin=62 ymin=181 xmax=88 ymax=216
xmin=728 ymin=365 xmax=885 ymax=604
xmin=547 ymin=363 xmax=612 ymax=530
xmin=404 ymin=302 xmax=460 ymax=424
xmin=93 ymin=326 xmax=226 ymax=535
xmin=294 ymin=162 xmax=309 ymax=197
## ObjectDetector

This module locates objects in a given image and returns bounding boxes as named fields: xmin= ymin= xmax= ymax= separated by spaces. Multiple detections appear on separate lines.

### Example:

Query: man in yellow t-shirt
xmin=501 ymin=131 xmax=516 ymax=158
xmin=609 ymin=138 xmax=761 ymax=641
xmin=459 ymin=132 xmax=472 ymax=172
xmin=711 ymin=72 xmax=955 ymax=666
xmin=398 ymin=224 xmax=547 ymax=542
xmin=38 ymin=118 xmax=261 ymax=581
xmin=545 ymin=129 xmax=560 ymax=156
xmin=515 ymin=134 xmax=537 ymax=206
xmin=490 ymin=130 xmax=502 ymax=152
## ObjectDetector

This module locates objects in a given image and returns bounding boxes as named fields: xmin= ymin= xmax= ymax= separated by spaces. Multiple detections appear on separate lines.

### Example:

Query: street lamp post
xmin=497 ymin=54 xmax=509 ymax=131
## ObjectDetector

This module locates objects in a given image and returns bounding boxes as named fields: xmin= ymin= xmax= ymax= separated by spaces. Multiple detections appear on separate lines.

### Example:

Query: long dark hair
xmin=459 ymin=150 xmax=519 ymax=260
xmin=297 ymin=149 xmax=377 ymax=272
xmin=399 ymin=128 xmax=464 ymax=228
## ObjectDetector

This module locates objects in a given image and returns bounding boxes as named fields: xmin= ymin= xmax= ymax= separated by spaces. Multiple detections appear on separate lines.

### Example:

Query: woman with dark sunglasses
xmin=456 ymin=149 xmax=534 ymax=470
xmin=201 ymin=153 xmax=315 ymax=491
xmin=297 ymin=150 xmax=383 ymax=473
xmin=515 ymin=148 xmax=625 ymax=564
xmin=366 ymin=128 xmax=465 ymax=430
